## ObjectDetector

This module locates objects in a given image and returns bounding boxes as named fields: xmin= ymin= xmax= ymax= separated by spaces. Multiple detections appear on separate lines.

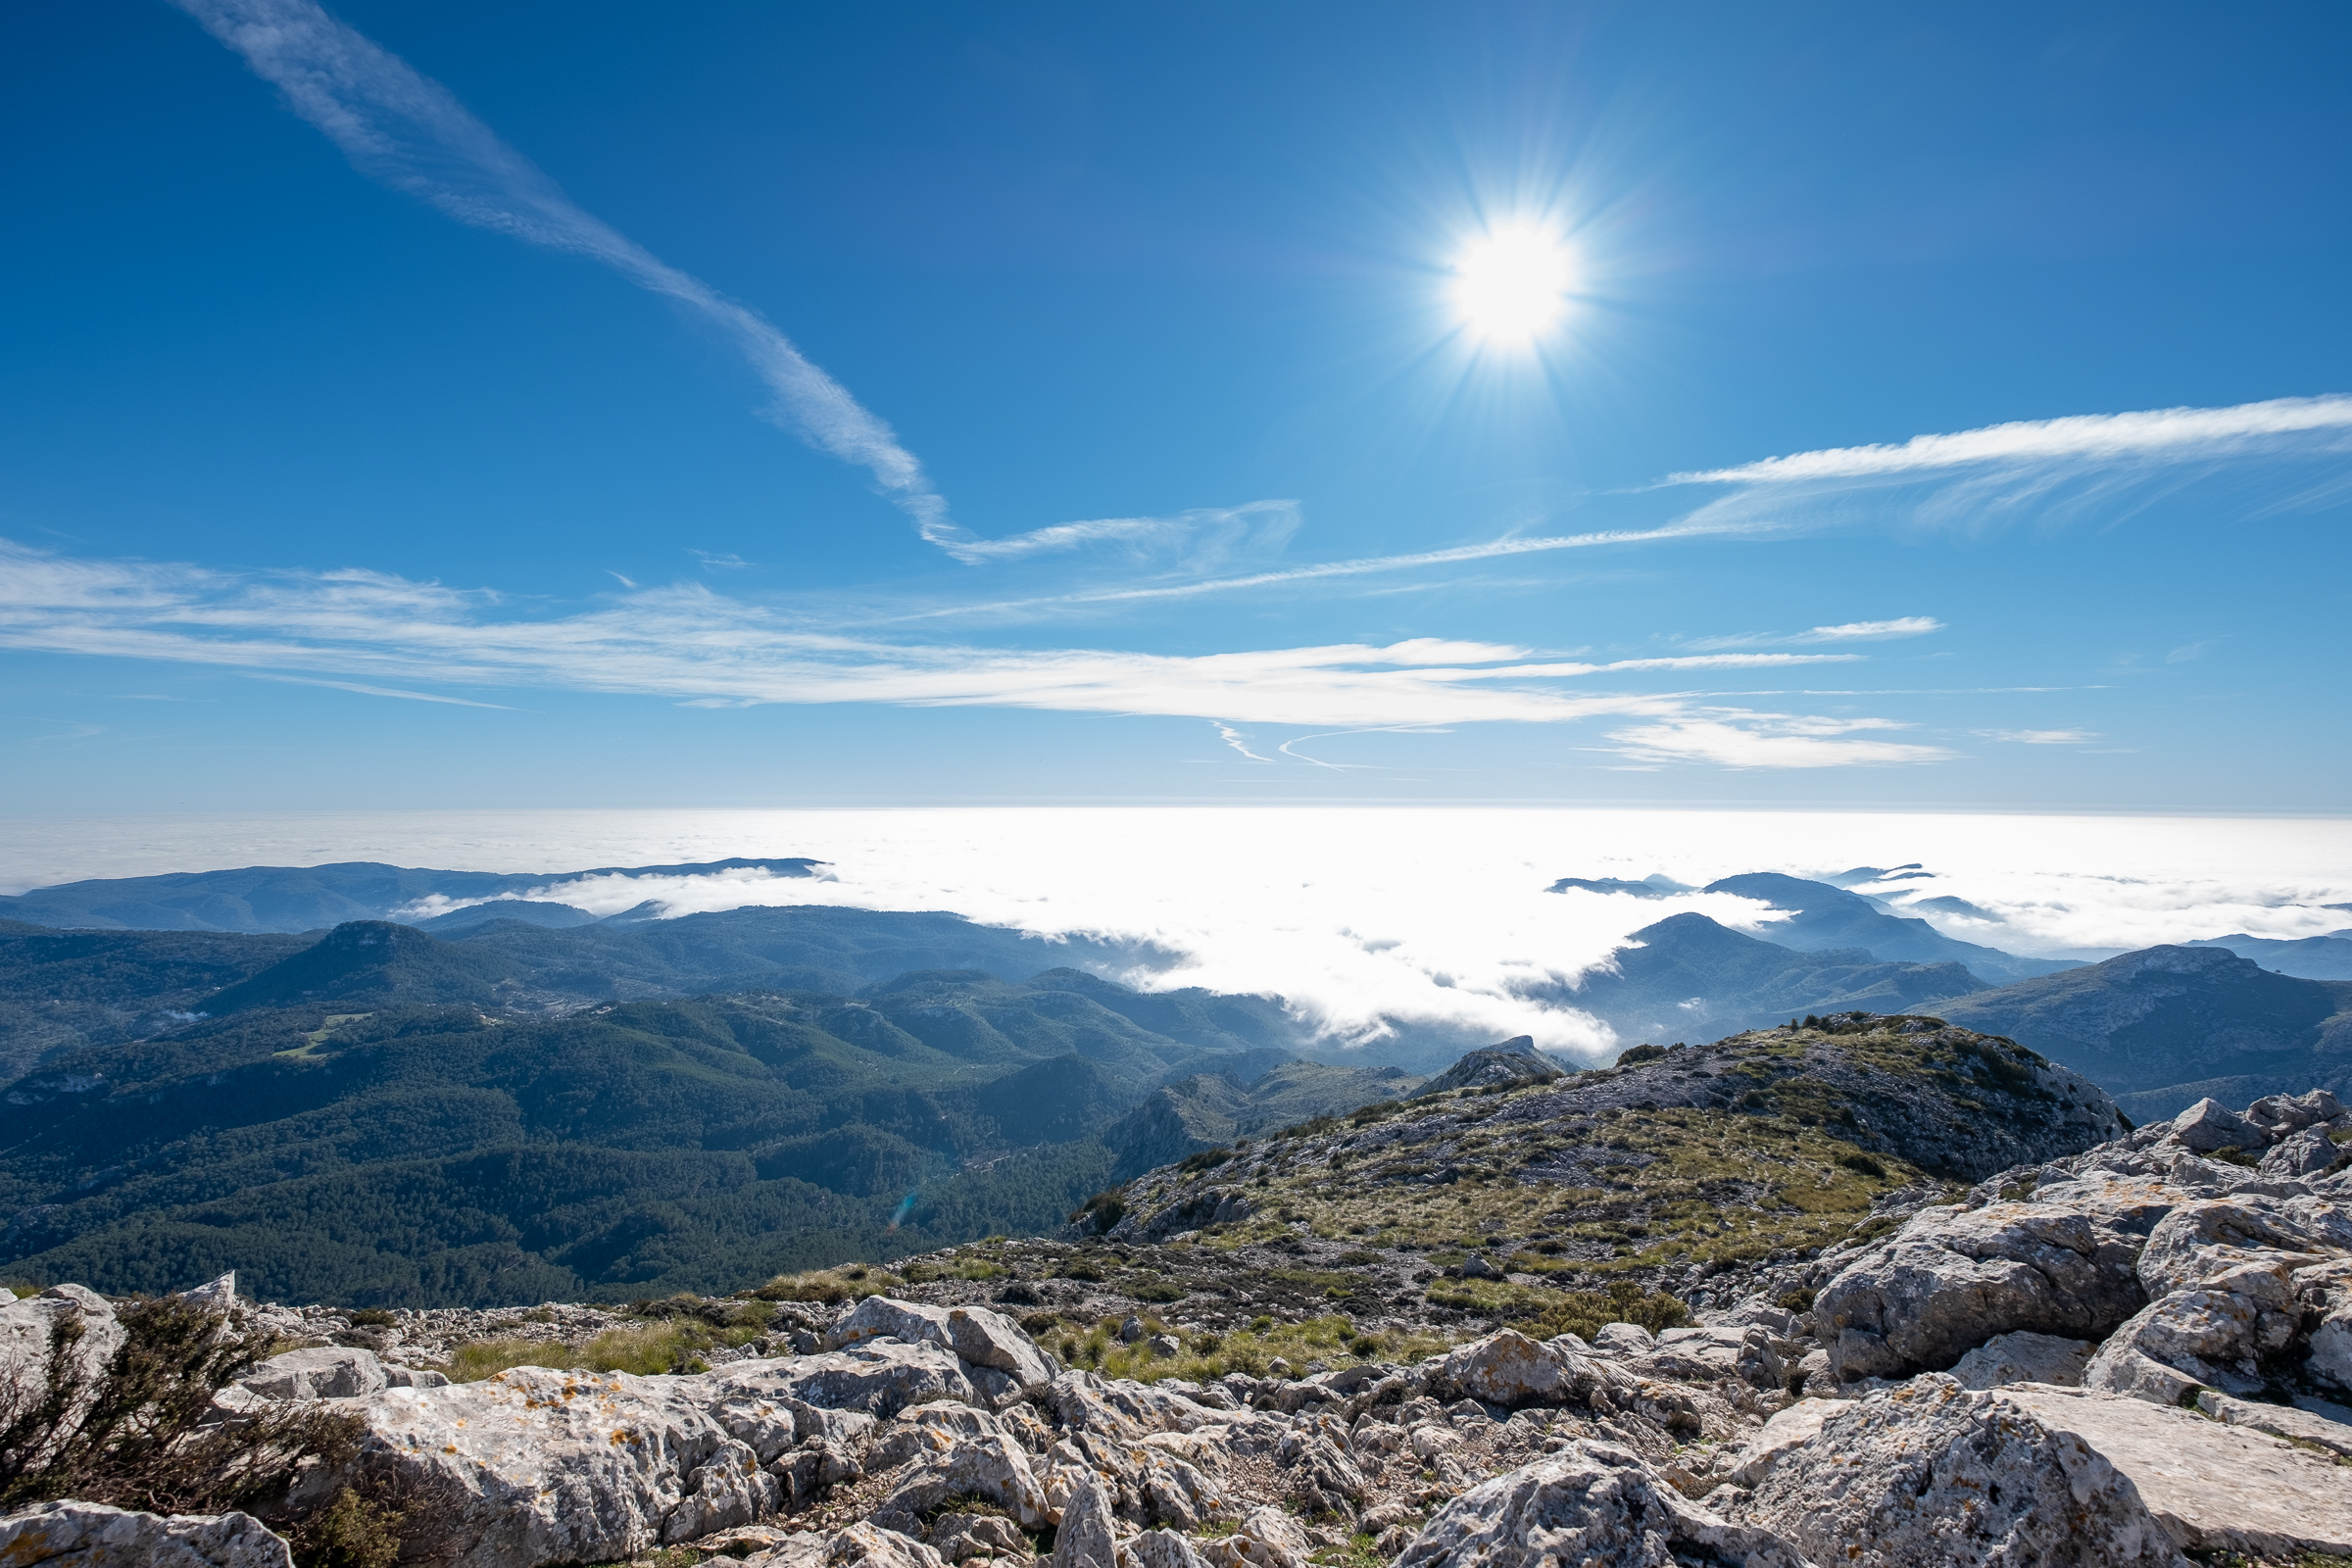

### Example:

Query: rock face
xmin=1741 ymin=1382 xmax=2186 ymax=1566
xmin=238 ymin=1346 xmax=389 ymax=1400
xmin=0 ymin=1501 xmax=294 ymax=1568
xmin=1393 ymin=1442 xmax=1809 ymax=1568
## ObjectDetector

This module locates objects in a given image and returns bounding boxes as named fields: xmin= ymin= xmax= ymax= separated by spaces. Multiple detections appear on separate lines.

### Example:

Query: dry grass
xmin=1050 ymin=1312 xmax=1452 ymax=1385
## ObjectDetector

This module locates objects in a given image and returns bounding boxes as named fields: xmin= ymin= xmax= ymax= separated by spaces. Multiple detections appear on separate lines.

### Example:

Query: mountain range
xmin=5 ymin=854 xmax=2345 ymax=1301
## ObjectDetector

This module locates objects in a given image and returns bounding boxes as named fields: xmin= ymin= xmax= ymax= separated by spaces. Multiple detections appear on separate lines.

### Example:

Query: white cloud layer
xmin=6 ymin=808 xmax=2347 ymax=1055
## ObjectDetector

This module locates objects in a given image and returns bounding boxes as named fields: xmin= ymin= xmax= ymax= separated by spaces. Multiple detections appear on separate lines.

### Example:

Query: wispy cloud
xmin=1974 ymin=727 xmax=2094 ymax=745
xmin=169 ymin=0 xmax=957 ymax=546
xmin=247 ymin=673 xmax=514 ymax=709
xmin=691 ymin=552 xmax=754 ymax=571
xmin=1609 ymin=712 xmax=1950 ymax=768
xmin=1686 ymin=615 xmax=1943 ymax=652
xmin=1213 ymin=722 xmax=1275 ymax=762
xmin=934 ymin=500 xmax=1296 ymax=565
xmin=1669 ymin=396 xmax=2352 ymax=486
xmin=0 ymin=538 xmax=1905 ymax=762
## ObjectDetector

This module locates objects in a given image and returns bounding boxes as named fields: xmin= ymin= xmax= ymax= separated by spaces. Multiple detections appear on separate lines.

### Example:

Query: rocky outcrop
xmin=826 ymin=1298 xmax=1055 ymax=1392
xmin=0 ymin=1501 xmax=293 ymax=1568
xmin=1815 ymin=1181 xmax=2165 ymax=1380
xmin=1416 ymin=1039 xmax=1563 ymax=1097
xmin=1392 ymin=1443 xmax=1808 ymax=1568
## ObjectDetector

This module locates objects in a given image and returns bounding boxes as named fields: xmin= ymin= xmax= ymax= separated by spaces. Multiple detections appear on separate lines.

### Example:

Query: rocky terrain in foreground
xmin=8 ymin=1018 xmax=2352 ymax=1566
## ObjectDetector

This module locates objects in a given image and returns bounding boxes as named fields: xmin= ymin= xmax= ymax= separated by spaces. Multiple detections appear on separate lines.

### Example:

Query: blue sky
xmin=3 ymin=1 xmax=2348 ymax=814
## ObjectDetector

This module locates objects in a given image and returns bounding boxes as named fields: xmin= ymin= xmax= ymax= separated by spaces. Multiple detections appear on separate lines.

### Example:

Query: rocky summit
xmin=6 ymin=1018 xmax=2352 ymax=1567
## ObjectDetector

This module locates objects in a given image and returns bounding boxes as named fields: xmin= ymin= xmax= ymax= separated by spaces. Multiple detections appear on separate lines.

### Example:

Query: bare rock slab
xmin=0 ymin=1501 xmax=293 ymax=1568
xmin=2003 ymin=1384 xmax=2352 ymax=1561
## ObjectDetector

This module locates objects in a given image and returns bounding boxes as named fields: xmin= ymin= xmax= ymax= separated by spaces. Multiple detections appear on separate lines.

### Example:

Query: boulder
xmin=0 ymin=1501 xmax=293 ymax=1568
xmin=2169 ymin=1097 xmax=2265 ymax=1153
xmin=2134 ymin=1195 xmax=2352 ymax=1297
xmin=1437 ymin=1330 xmax=1619 ymax=1409
xmin=238 ymin=1346 xmax=389 ymax=1400
xmin=874 ymin=1435 xmax=1054 ymax=1532
xmin=1630 ymin=1325 xmax=1788 ymax=1390
xmin=1200 ymin=1505 xmax=1310 ymax=1568
xmin=827 ymin=1298 xmax=1054 ymax=1389
xmin=2085 ymin=1287 xmax=2291 ymax=1400
xmin=2263 ymin=1126 xmax=2341 ymax=1179
xmin=1944 ymin=1330 xmax=2092 ymax=1390
xmin=832 ymin=1522 xmax=950 ymax=1568
xmin=2301 ymin=1257 xmax=2352 ymax=1395
xmin=1587 ymin=1322 xmax=1655 ymax=1357
xmin=1391 ymin=1442 xmax=1808 ymax=1568
xmin=1125 ymin=1529 xmax=1209 ymax=1568
xmin=735 ymin=1340 xmax=977 ymax=1418
xmin=1742 ymin=1382 xmax=2185 ymax=1566
xmin=928 ymin=1512 xmax=1030 ymax=1563
xmin=1816 ymin=1188 xmax=2166 ymax=1380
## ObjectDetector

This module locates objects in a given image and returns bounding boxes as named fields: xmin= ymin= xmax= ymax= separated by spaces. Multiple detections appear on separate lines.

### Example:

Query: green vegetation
xmin=1054 ymin=1312 xmax=1450 ymax=1384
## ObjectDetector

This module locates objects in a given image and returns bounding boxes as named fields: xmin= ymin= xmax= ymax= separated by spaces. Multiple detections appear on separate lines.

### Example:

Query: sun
xmin=1449 ymin=224 xmax=1575 ymax=346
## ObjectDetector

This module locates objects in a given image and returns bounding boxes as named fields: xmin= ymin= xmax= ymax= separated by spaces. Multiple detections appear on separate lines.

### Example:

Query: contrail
xmin=169 ymin=0 xmax=960 ymax=545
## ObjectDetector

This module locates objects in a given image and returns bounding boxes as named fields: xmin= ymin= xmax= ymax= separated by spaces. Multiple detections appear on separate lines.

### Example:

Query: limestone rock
xmin=1123 ymin=1528 xmax=1208 ymax=1568
xmin=2085 ymin=1287 xmax=2288 ymax=1399
xmin=827 ymin=1298 xmax=1054 ymax=1389
xmin=2002 ymin=1383 xmax=2352 ymax=1561
xmin=1200 ymin=1505 xmax=1311 ymax=1568
xmin=728 ymin=1340 xmax=977 ymax=1418
xmin=0 ymin=1501 xmax=293 ymax=1568
xmin=2264 ymin=1125 xmax=2341 ymax=1179
xmin=832 ymin=1522 xmax=950 ymax=1568
xmin=1721 ymin=1399 xmax=1835 ymax=1488
xmin=1391 ymin=1442 xmax=1808 ymax=1568
xmin=1816 ymin=1189 xmax=2164 ymax=1380
xmin=2195 ymin=1389 xmax=2352 ymax=1459
xmin=0 ymin=1285 xmax=124 ymax=1414
xmin=2171 ymin=1098 xmax=2264 ymax=1154
xmin=2133 ymin=1194 xmax=2352 ymax=1298
xmin=1049 ymin=1474 xmax=1118 ymax=1568
xmin=239 ymin=1346 xmax=389 ymax=1400
xmin=1587 ymin=1322 xmax=1655 ymax=1357
xmin=1436 ymin=1330 xmax=1621 ymax=1409
xmin=306 ymin=1363 xmax=838 ymax=1568
xmin=1945 ymin=1329 xmax=2092 ymax=1390
xmin=875 ymin=1435 xmax=1054 ymax=1532
xmin=1743 ymin=1382 xmax=2185 ymax=1566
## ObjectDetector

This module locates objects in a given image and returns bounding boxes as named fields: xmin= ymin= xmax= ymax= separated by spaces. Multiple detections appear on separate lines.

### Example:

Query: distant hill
xmin=1935 ymin=944 xmax=2352 ymax=1118
xmin=2181 ymin=930 xmax=2352 ymax=982
xmin=0 ymin=926 xmax=313 ymax=1083
xmin=413 ymin=901 xmax=600 ymax=934
xmin=0 ymin=857 xmax=823 ymax=932
xmin=0 ymin=908 xmax=1162 ymax=1079
xmin=1102 ymin=1059 xmax=1424 ymax=1180
xmin=1530 ymin=912 xmax=1988 ymax=1045
xmin=1698 ymin=873 xmax=2073 ymax=985
xmin=0 ymin=954 xmax=1345 ymax=1304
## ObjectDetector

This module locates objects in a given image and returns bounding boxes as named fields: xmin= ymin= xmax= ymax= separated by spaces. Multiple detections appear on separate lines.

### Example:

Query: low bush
xmin=0 ymin=1294 xmax=402 ymax=1566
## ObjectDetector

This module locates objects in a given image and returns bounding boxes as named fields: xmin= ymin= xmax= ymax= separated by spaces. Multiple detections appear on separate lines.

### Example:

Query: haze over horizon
xmin=2 ymin=2 xmax=2347 ymax=817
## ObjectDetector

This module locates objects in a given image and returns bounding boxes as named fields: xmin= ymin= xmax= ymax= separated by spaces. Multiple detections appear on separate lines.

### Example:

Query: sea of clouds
xmin=4 ymin=808 xmax=2346 ymax=1056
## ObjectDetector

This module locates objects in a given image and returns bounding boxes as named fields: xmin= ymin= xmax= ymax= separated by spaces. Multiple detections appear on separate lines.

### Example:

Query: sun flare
xmin=1450 ymin=224 xmax=1574 ymax=345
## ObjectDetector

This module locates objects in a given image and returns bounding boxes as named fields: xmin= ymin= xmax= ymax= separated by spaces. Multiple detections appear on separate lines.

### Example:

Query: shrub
xmin=1618 ymin=1044 xmax=1668 ymax=1065
xmin=1178 ymin=1148 xmax=1234 ymax=1174
xmin=1836 ymin=1152 xmax=1887 ymax=1179
xmin=0 ymin=1294 xmax=399 ymax=1564
xmin=1069 ymin=1190 xmax=1127 ymax=1235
